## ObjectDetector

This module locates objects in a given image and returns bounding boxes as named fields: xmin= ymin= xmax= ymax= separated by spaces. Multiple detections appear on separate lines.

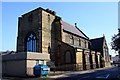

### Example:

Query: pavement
xmin=48 ymin=66 xmax=113 ymax=79
xmin=2 ymin=66 xmax=116 ymax=80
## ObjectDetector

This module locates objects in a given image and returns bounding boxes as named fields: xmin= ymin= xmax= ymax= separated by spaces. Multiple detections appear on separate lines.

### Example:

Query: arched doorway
xmin=64 ymin=51 xmax=72 ymax=64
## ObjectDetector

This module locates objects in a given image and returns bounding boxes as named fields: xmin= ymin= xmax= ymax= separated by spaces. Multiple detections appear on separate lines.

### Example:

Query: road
xmin=2 ymin=66 xmax=120 ymax=80
xmin=56 ymin=66 xmax=120 ymax=80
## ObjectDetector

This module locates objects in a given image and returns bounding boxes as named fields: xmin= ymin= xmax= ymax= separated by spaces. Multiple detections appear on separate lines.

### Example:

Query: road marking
xmin=106 ymin=74 xmax=110 ymax=78
xmin=96 ymin=74 xmax=110 ymax=79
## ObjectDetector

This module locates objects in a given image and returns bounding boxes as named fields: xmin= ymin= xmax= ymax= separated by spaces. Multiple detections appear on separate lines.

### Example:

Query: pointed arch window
xmin=27 ymin=33 xmax=36 ymax=52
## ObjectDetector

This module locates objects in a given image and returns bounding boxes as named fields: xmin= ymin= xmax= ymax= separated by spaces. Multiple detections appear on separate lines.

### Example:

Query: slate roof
xmin=0 ymin=51 xmax=16 ymax=55
xmin=90 ymin=37 xmax=104 ymax=52
xmin=62 ymin=21 xmax=89 ymax=40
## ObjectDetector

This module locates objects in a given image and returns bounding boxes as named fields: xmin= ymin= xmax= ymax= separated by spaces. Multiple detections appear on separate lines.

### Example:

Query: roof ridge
xmin=90 ymin=36 xmax=104 ymax=40
xmin=75 ymin=26 xmax=89 ymax=39
xmin=62 ymin=21 xmax=89 ymax=40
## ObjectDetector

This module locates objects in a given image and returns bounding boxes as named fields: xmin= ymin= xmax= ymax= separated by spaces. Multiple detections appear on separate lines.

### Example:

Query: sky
xmin=1 ymin=2 xmax=118 ymax=56
xmin=1 ymin=0 xmax=119 ymax=2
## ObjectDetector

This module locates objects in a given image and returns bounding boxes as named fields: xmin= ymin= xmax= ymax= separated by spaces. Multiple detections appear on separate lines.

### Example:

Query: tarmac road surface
xmin=56 ymin=66 xmax=120 ymax=80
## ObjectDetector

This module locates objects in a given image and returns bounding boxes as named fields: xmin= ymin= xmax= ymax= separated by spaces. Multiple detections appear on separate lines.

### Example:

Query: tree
xmin=111 ymin=29 xmax=120 ymax=51
xmin=111 ymin=29 xmax=120 ymax=64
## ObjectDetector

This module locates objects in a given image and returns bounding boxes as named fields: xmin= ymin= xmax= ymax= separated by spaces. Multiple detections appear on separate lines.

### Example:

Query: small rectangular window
xmin=69 ymin=35 xmax=74 ymax=45
xmin=48 ymin=14 xmax=50 ymax=23
xmin=36 ymin=60 xmax=39 ymax=65
xmin=78 ymin=38 xmax=81 ymax=46
xmin=85 ymin=41 xmax=87 ymax=48
xmin=40 ymin=60 xmax=44 ymax=64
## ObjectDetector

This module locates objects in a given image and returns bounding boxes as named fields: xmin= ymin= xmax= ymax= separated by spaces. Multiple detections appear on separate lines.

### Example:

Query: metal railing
xmin=48 ymin=63 xmax=101 ymax=76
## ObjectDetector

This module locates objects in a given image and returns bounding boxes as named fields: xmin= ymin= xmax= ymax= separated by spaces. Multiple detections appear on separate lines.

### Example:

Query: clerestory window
xmin=70 ymin=35 xmax=74 ymax=45
xmin=79 ymin=38 xmax=81 ymax=46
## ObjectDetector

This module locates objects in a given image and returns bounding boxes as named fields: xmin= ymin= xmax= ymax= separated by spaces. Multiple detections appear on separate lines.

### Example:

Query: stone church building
xmin=2 ymin=7 xmax=111 ymax=76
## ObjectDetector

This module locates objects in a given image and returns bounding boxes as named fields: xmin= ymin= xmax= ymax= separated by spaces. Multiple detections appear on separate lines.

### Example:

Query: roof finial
xmin=103 ymin=34 xmax=105 ymax=37
xmin=75 ymin=23 xmax=77 ymax=27
xmin=118 ymin=28 xmax=120 ymax=33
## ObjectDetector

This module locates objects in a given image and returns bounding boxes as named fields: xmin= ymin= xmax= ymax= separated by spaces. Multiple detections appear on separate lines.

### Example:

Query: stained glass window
xmin=27 ymin=33 xmax=36 ymax=52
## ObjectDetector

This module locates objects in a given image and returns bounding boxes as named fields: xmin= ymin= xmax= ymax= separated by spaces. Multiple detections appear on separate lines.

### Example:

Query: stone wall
xmin=50 ymin=40 xmax=76 ymax=71
xmin=76 ymin=49 xmax=83 ymax=70
xmin=91 ymin=51 xmax=96 ymax=68
xmin=42 ymin=10 xmax=55 ymax=54
xmin=103 ymin=37 xmax=110 ymax=67
xmin=76 ymin=49 xmax=83 ymax=64
xmin=62 ymin=31 xmax=89 ymax=49
xmin=84 ymin=50 xmax=90 ymax=70
xmin=2 ymin=52 xmax=50 ymax=76
xmin=17 ymin=8 xmax=42 ymax=52
xmin=50 ymin=16 xmax=62 ymax=62
xmin=97 ymin=52 xmax=101 ymax=68
xmin=2 ymin=60 xmax=26 ymax=76
xmin=56 ymin=41 xmax=76 ymax=66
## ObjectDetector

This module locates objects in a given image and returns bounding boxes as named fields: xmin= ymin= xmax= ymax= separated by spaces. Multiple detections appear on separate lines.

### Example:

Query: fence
xmin=49 ymin=63 xmax=100 ymax=76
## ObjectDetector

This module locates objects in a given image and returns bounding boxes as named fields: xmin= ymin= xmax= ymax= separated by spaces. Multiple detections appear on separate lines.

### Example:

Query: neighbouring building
xmin=112 ymin=55 xmax=120 ymax=66
xmin=0 ymin=51 xmax=16 ymax=55
xmin=2 ymin=7 xmax=110 ymax=77
xmin=112 ymin=55 xmax=119 ymax=63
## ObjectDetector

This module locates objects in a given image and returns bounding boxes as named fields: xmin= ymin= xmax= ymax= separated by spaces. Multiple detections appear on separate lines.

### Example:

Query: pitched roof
xmin=62 ymin=21 xmax=89 ymax=39
xmin=90 ymin=37 xmax=104 ymax=52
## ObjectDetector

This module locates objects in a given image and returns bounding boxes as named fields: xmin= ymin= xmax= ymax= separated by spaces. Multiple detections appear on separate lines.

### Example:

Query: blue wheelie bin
xmin=34 ymin=64 xmax=49 ymax=76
